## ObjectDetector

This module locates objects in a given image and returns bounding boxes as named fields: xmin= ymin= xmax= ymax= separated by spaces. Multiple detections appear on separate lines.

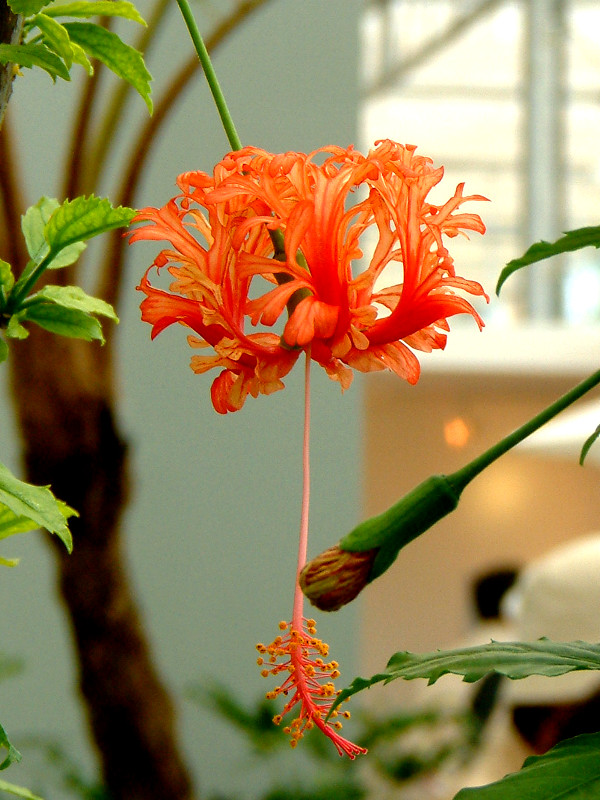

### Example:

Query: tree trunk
xmin=9 ymin=327 xmax=196 ymax=800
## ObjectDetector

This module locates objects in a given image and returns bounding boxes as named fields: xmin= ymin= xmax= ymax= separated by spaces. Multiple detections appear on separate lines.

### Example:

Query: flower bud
xmin=299 ymin=545 xmax=378 ymax=611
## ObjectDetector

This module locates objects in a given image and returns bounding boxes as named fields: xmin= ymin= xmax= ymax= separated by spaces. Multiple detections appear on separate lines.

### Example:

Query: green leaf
xmin=0 ymin=43 xmax=70 ymax=82
xmin=30 ymin=13 xmax=75 ymax=69
xmin=22 ymin=303 xmax=105 ymax=343
xmin=497 ymin=226 xmax=600 ymax=294
xmin=454 ymin=733 xmax=600 ymax=799
xmin=5 ymin=315 xmax=28 ymax=340
xmin=0 ymin=338 xmax=7 ymax=363
xmin=21 ymin=197 xmax=87 ymax=269
xmin=331 ymin=640 xmax=600 ymax=715
xmin=0 ymin=722 xmax=21 ymax=771
xmin=0 ymin=260 xmax=14 ymax=294
xmin=30 ymin=285 xmax=118 ymax=322
xmin=580 ymin=424 xmax=600 ymax=465
xmin=0 ymin=777 xmax=44 ymax=800
xmin=8 ymin=0 xmax=51 ymax=15
xmin=44 ymin=195 xmax=135 ymax=258
xmin=63 ymin=22 xmax=152 ymax=112
xmin=44 ymin=0 xmax=145 ymax=25
xmin=21 ymin=197 xmax=59 ymax=264
xmin=0 ymin=502 xmax=43 ymax=539
xmin=0 ymin=462 xmax=74 ymax=552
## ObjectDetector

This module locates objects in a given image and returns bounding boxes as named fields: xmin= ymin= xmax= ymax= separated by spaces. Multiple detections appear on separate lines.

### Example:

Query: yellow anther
xmin=279 ymin=621 xmax=288 ymax=630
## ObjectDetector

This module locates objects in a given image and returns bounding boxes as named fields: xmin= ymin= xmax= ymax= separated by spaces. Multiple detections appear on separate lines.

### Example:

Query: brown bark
xmin=8 ymin=328 xmax=196 ymax=800
xmin=0 ymin=0 xmax=22 ymax=131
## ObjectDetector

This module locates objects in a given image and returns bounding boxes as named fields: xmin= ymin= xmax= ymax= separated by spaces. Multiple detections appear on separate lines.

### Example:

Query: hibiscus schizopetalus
xmin=131 ymin=139 xmax=488 ymax=413
xmin=131 ymin=139 xmax=487 ymax=758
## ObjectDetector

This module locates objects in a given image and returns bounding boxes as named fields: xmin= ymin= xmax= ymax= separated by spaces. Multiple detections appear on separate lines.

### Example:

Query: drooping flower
xmin=207 ymin=139 xmax=489 ymax=387
xmin=257 ymin=618 xmax=366 ymax=758
xmin=131 ymin=140 xmax=488 ymax=412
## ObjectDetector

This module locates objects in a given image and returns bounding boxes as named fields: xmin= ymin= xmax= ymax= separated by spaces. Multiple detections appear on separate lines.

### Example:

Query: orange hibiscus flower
xmin=131 ymin=139 xmax=487 ymax=411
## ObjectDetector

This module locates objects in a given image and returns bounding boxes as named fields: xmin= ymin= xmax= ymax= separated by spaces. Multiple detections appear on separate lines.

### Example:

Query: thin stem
xmin=449 ymin=367 xmax=600 ymax=492
xmin=175 ymin=0 xmax=242 ymax=151
xmin=293 ymin=349 xmax=312 ymax=625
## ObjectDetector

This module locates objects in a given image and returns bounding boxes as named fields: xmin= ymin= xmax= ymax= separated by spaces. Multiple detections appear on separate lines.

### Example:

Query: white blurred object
xmin=502 ymin=533 xmax=600 ymax=704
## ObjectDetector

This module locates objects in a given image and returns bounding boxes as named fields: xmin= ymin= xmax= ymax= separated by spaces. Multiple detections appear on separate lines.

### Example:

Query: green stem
xmin=449 ymin=367 xmax=600 ymax=492
xmin=174 ymin=0 xmax=242 ymax=151
xmin=5 ymin=254 xmax=54 ymax=313
xmin=340 ymin=367 xmax=600 ymax=583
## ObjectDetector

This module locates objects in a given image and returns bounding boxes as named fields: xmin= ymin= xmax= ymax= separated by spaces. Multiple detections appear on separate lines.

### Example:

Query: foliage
xmin=332 ymin=640 xmax=600 ymax=712
xmin=0 ymin=0 xmax=152 ymax=110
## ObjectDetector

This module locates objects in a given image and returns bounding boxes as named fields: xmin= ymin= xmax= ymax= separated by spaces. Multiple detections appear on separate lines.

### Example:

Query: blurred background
xmin=1 ymin=1 xmax=600 ymax=798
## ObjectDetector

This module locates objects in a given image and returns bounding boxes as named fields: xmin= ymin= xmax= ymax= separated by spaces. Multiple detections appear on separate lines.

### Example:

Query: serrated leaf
xmin=580 ymin=424 xmax=600 ymax=465
xmin=330 ymin=640 xmax=600 ymax=716
xmin=454 ymin=733 xmax=600 ymax=799
xmin=44 ymin=195 xmax=135 ymax=258
xmin=0 ymin=777 xmax=43 ymax=800
xmin=63 ymin=22 xmax=152 ymax=112
xmin=0 ymin=462 xmax=73 ymax=552
xmin=8 ymin=0 xmax=50 ymax=15
xmin=497 ymin=226 xmax=600 ymax=294
xmin=0 ymin=722 xmax=21 ymax=771
xmin=0 ymin=260 xmax=14 ymax=294
xmin=21 ymin=197 xmax=87 ymax=269
xmin=30 ymin=13 xmax=75 ymax=69
xmin=0 ymin=43 xmax=70 ymax=82
xmin=44 ymin=0 xmax=145 ymax=24
xmin=31 ymin=285 xmax=118 ymax=322
xmin=22 ymin=303 xmax=105 ymax=343
xmin=0 ymin=499 xmax=76 ymax=545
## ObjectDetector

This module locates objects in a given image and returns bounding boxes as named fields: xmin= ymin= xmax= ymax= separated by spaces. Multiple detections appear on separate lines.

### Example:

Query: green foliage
xmin=454 ymin=733 xmax=600 ymax=799
xmin=8 ymin=0 xmax=49 ymax=14
xmin=37 ymin=195 xmax=135 ymax=261
xmin=0 ymin=461 xmax=76 ymax=554
xmin=331 ymin=640 xmax=600 ymax=714
xmin=0 ymin=0 xmax=152 ymax=109
xmin=62 ymin=23 xmax=152 ymax=112
xmin=0 ymin=196 xmax=132 ymax=352
xmin=0 ymin=43 xmax=69 ymax=81
xmin=496 ymin=226 xmax=600 ymax=294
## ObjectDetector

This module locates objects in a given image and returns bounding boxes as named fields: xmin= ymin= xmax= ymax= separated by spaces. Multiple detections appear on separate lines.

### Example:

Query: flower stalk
xmin=301 ymin=367 xmax=600 ymax=609
xmin=174 ymin=0 xmax=242 ymax=152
